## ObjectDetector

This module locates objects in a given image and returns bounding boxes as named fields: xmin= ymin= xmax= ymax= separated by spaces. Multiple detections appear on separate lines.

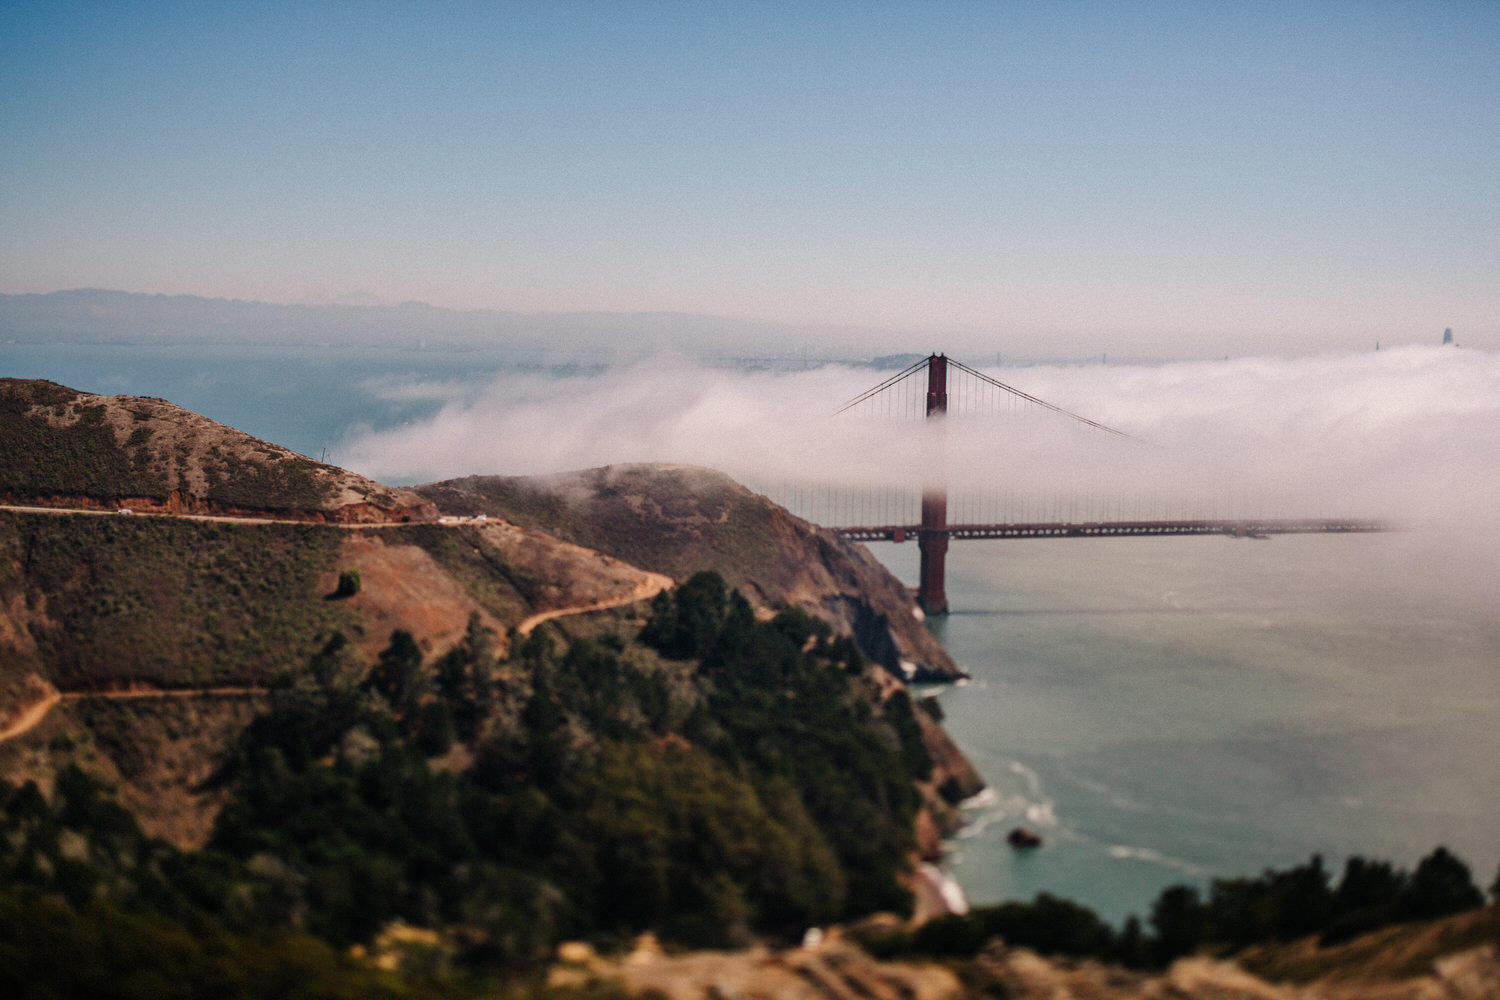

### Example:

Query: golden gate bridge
xmin=768 ymin=354 xmax=1390 ymax=616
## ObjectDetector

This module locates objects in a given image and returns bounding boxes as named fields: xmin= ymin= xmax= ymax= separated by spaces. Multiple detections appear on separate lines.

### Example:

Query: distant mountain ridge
xmin=0 ymin=288 xmax=832 ymax=358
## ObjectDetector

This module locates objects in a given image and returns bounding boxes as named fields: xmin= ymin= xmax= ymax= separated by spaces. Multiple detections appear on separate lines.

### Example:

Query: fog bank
xmin=343 ymin=347 xmax=1495 ymax=529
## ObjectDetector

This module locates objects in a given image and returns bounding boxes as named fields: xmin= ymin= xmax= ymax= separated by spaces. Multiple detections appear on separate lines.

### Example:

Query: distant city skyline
xmin=3 ymin=2 xmax=1497 ymax=356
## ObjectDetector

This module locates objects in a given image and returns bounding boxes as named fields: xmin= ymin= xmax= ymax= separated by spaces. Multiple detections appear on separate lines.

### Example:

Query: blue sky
xmin=3 ymin=1 xmax=1496 ymax=355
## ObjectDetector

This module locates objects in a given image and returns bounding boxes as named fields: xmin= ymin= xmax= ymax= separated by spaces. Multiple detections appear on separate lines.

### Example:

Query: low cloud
xmin=341 ymin=346 xmax=1500 ymax=533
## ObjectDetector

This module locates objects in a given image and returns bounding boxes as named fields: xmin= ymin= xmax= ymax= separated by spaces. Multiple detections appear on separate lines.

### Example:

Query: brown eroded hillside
xmin=0 ymin=510 xmax=675 ymax=846
xmin=0 ymin=377 xmax=436 ymax=522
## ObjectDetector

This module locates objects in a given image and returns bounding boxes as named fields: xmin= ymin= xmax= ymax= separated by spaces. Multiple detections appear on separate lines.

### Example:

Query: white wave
xmin=960 ymin=787 xmax=1000 ymax=811
xmin=919 ymin=862 xmax=971 ymax=916
xmin=1007 ymin=759 xmax=1046 ymax=799
xmin=1025 ymin=801 xmax=1057 ymax=827
xmin=1106 ymin=844 xmax=1210 ymax=877
xmin=956 ymin=808 xmax=1011 ymax=840
xmin=954 ymin=758 xmax=1063 ymax=842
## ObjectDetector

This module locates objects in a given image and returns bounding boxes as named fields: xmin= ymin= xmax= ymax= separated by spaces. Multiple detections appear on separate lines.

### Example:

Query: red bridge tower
xmin=919 ymin=354 xmax=949 ymax=615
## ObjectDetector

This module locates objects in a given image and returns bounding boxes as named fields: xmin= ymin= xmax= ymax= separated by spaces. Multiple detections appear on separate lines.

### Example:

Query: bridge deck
xmin=835 ymin=518 xmax=1393 ymax=542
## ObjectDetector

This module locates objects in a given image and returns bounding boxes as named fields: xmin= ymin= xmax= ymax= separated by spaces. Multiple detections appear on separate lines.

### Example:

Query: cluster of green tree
xmin=0 ymin=886 xmax=454 ymax=1000
xmin=639 ymin=572 xmax=924 ymax=916
xmin=1149 ymin=849 xmax=1492 ymax=959
xmin=0 ymin=767 xmax=467 ymax=997
xmin=2 ymin=571 xmax=935 ymax=991
xmin=208 ymin=574 xmax=928 ymax=958
xmin=866 ymin=848 xmax=1499 ymax=970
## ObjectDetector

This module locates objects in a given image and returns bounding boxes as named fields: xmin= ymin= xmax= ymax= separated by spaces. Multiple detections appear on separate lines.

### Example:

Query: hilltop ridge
xmin=0 ymin=377 xmax=436 ymax=522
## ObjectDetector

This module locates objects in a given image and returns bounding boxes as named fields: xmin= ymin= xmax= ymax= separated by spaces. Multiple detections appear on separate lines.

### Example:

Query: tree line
xmin=865 ymin=846 xmax=1498 ymax=969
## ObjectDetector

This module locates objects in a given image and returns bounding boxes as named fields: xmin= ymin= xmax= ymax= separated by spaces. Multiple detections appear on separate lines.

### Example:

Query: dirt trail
xmin=0 ymin=685 xmax=268 ymax=746
xmin=0 ymin=686 xmax=63 ymax=744
xmin=517 ymin=572 xmax=676 ymax=637
xmin=60 ymin=686 xmax=269 ymax=701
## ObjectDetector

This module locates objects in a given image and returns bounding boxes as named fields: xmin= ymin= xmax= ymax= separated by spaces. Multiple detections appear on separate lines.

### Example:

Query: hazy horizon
xmin=0 ymin=286 xmax=1481 ymax=366
xmin=4 ymin=3 xmax=1497 ymax=358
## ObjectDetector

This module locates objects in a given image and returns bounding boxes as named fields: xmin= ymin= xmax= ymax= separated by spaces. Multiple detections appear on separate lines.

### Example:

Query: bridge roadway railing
xmin=834 ymin=518 xmax=1394 ymax=543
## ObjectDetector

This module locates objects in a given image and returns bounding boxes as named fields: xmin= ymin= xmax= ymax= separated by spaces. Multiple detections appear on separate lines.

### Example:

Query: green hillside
xmin=2 ymin=512 xmax=352 ymax=689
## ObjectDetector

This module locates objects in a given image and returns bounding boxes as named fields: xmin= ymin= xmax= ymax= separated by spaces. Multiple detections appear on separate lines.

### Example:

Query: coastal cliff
xmin=3 ymin=378 xmax=1495 ymax=997
xmin=417 ymin=464 xmax=986 ymax=840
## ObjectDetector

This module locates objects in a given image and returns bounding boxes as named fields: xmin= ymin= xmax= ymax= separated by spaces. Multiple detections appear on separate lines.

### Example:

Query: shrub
xmin=334 ymin=569 xmax=361 ymax=598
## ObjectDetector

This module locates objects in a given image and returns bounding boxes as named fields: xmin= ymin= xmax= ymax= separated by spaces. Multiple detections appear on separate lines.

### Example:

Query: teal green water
xmin=874 ymin=532 xmax=1500 ymax=926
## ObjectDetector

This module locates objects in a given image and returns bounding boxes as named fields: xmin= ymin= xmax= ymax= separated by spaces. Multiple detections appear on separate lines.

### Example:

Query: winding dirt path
xmin=0 ymin=503 xmax=425 ymax=528
xmin=0 ymin=566 xmax=674 ymax=745
xmin=0 ymin=570 xmax=676 ymax=744
xmin=516 ymin=572 xmax=676 ymax=637
xmin=0 ymin=505 xmax=676 ymax=742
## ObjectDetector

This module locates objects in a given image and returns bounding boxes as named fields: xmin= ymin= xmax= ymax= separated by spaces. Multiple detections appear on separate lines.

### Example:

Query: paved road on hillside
xmin=0 ymin=503 xmax=434 ymax=527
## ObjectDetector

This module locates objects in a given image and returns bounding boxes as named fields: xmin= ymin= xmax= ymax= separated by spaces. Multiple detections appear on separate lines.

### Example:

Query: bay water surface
xmin=873 ymin=533 xmax=1500 ymax=926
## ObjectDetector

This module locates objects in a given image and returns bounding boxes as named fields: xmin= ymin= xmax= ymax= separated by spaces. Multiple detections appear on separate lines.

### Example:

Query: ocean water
xmin=7 ymin=342 xmax=1498 ymax=927
xmin=873 ymin=533 xmax=1500 ymax=926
